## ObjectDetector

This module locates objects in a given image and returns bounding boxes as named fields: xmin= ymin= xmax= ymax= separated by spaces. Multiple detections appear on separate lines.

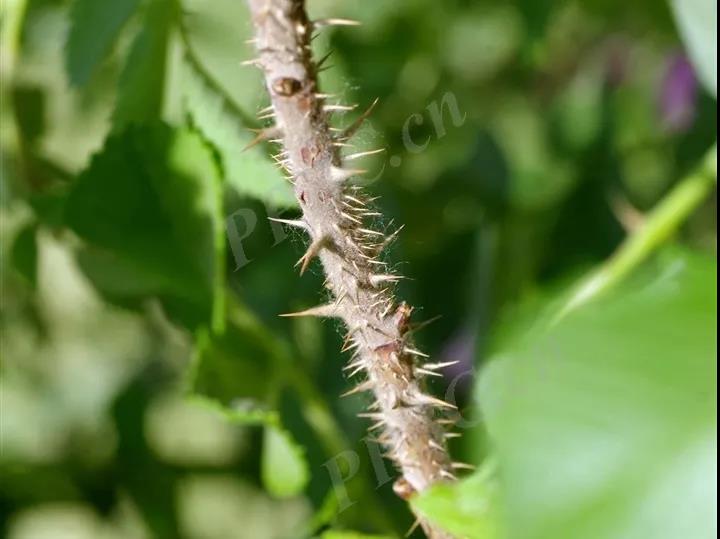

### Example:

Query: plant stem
xmin=245 ymin=1 xmax=457 ymax=536
xmin=555 ymin=144 xmax=717 ymax=322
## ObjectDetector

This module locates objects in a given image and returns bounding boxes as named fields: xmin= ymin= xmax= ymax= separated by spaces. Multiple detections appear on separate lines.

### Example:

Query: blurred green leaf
xmin=262 ymin=424 xmax=310 ymax=498
xmin=670 ymin=0 xmax=717 ymax=97
xmin=319 ymin=531 xmax=394 ymax=539
xmin=179 ymin=2 xmax=296 ymax=208
xmin=65 ymin=122 xmax=224 ymax=330
xmin=11 ymin=86 xmax=45 ymax=146
xmin=492 ymin=97 xmax=577 ymax=210
xmin=444 ymin=6 xmax=522 ymax=83
xmin=65 ymin=0 xmax=142 ymax=86
xmin=113 ymin=0 xmax=173 ymax=127
xmin=28 ymin=189 xmax=67 ymax=228
xmin=187 ymin=320 xmax=282 ymax=425
xmin=411 ymin=463 xmax=501 ymax=539
xmin=553 ymin=59 xmax=604 ymax=152
xmin=478 ymin=252 xmax=717 ymax=539
xmin=180 ymin=59 xmax=296 ymax=208
xmin=11 ymin=221 xmax=38 ymax=287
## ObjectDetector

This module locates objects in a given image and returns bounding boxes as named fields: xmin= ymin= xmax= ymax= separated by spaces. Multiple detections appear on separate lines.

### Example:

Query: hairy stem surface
xmin=246 ymin=1 xmax=458 ymax=536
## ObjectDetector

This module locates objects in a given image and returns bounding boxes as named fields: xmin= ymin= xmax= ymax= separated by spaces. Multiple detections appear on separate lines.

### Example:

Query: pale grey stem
xmin=245 ymin=1 xmax=457 ymax=536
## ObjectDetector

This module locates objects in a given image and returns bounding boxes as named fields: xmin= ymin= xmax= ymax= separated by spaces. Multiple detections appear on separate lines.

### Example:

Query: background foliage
xmin=0 ymin=0 xmax=716 ymax=538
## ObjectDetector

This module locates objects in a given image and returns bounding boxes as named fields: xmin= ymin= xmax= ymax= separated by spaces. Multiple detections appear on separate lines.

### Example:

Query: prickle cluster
xmin=245 ymin=1 xmax=468 ymax=535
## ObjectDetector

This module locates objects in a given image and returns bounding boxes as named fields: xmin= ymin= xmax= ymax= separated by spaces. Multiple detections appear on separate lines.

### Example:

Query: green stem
xmin=555 ymin=144 xmax=717 ymax=322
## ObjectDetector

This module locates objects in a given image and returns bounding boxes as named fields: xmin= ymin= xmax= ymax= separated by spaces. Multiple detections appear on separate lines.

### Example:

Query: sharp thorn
xmin=406 ymin=314 xmax=442 ymax=334
xmin=440 ymin=470 xmax=457 ymax=480
xmin=416 ymin=394 xmax=457 ymax=410
xmin=296 ymin=235 xmax=329 ymax=275
xmin=369 ymin=274 xmax=401 ymax=287
xmin=267 ymin=217 xmax=308 ymax=230
xmin=429 ymin=439 xmax=445 ymax=451
xmin=368 ymin=420 xmax=386 ymax=431
xmin=316 ymin=50 xmax=333 ymax=70
xmin=357 ymin=412 xmax=384 ymax=420
xmin=358 ymin=227 xmax=384 ymax=236
xmin=343 ymin=194 xmax=365 ymax=205
xmin=241 ymin=127 xmax=281 ymax=152
xmin=330 ymin=166 xmax=366 ymax=183
xmin=424 ymin=360 xmax=459 ymax=370
xmin=340 ymin=211 xmax=362 ymax=224
xmin=313 ymin=18 xmax=362 ymax=29
xmin=345 ymin=148 xmax=386 ymax=161
xmin=341 ymin=380 xmax=373 ymax=397
xmin=324 ymin=103 xmax=357 ymax=112
xmin=416 ymin=367 xmax=443 ymax=377
xmin=341 ymin=339 xmax=360 ymax=353
xmin=279 ymin=303 xmax=338 ymax=318
xmin=404 ymin=347 xmax=429 ymax=358
xmin=405 ymin=518 xmax=421 ymax=538
xmin=341 ymin=97 xmax=379 ymax=140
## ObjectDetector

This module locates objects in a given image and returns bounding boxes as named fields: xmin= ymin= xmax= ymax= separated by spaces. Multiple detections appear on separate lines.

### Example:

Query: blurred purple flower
xmin=660 ymin=54 xmax=698 ymax=133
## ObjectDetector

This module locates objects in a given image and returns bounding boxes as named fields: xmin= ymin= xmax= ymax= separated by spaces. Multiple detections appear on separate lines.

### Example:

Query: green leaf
xmin=180 ymin=60 xmax=296 ymax=208
xmin=670 ymin=0 xmax=717 ymax=97
xmin=65 ymin=0 xmax=142 ymax=86
xmin=553 ymin=58 xmax=604 ymax=152
xmin=28 ymin=189 xmax=67 ymax=229
xmin=261 ymin=424 xmax=310 ymax=498
xmin=319 ymin=531 xmax=395 ymax=539
xmin=478 ymin=252 xmax=717 ymax=539
xmin=65 ymin=122 xmax=224 ymax=330
xmin=187 ymin=308 xmax=285 ymax=425
xmin=188 ymin=309 xmax=309 ymax=496
xmin=178 ymin=1 xmax=295 ymax=208
xmin=11 ymin=222 xmax=39 ymax=287
xmin=114 ymin=0 xmax=173 ymax=128
xmin=411 ymin=463 xmax=501 ymax=539
xmin=492 ymin=96 xmax=577 ymax=210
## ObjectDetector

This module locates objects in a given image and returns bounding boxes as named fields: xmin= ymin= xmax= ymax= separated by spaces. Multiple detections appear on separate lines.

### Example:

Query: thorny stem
xmin=555 ymin=144 xmax=717 ymax=322
xmin=245 ymin=1 xmax=458 ymax=536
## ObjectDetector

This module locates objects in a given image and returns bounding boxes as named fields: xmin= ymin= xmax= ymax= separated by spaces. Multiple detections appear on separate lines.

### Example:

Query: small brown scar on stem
xmin=272 ymin=77 xmax=302 ymax=97
xmin=393 ymin=476 xmax=416 ymax=500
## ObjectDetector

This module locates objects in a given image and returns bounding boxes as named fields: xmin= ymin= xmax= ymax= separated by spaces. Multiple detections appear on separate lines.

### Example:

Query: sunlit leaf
xmin=262 ymin=424 xmax=310 ymax=498
xmin=180 ymin=60 xmax=296 ymax=208
xmin=478 ymin=252 xmax=717 ymax=539
xmin=411 ymin=462 xmax=501 ymax=539
xmin=179 ymin=1 xmax=296 ymax=207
